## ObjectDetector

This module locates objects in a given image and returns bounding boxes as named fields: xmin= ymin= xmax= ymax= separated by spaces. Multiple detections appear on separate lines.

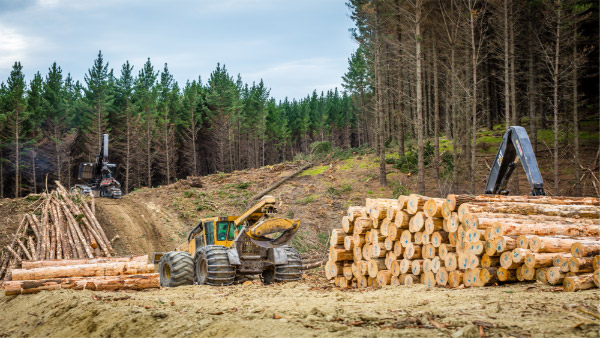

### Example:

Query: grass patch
xmin=339 ymin=159 xmax=354 ymax=171
xmin=299 ymin=165 xmax=329 ymax=176
xmin=317 ymin=232 xmax=329 ymax=247
xmin=477 ymin=135 xmax=502 ymax=144
xmin=296 ymin=194 xmax=318 ymax=205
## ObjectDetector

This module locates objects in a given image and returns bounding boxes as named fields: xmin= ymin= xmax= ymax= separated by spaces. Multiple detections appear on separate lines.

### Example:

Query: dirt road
xmin=1 ymin=275 xmax=598 ymax=338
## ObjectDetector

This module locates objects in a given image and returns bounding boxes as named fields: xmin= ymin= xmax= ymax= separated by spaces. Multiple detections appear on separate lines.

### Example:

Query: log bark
xmin=21 ymin=255 xmax=148 ymax=269
xmin=563 ymin=274 xmax=596 ymax=292
xmin=329 ymin=247 xmax=353 ymax=262
xmin=11 ymin=262 xmax=156 ymax=281
xmin=446 ymin=194 xmax=599 ymax=211
xmin=497 ymin=267 xmax=518 ymax=282
xmin=529 ymin=236 xmax=599 ymax=253
xmin=568 ymin=257 xmax=593 ymax=273
xmin=330 ymin=229 xmax=345 ymax=246
xmin=4 ymin=273 xmax=159 ymax=295
xmin=457 ymin=202 xmax=599 ymax=221
xmin=497 ymin=222 xmax=599 ymax=238
xmin=571 ymin=242 xmax=600 ymax=258
xmin=465 ymin=213 xmax=598 ymax=231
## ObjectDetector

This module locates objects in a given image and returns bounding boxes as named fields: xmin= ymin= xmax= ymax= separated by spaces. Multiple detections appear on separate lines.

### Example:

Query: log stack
xmin=0 ymin=182 xmax=115 ymax=282
xmin=4 ymin=255 xmax=159 ymax=295
xmin=326 ymin=194 xmax=600 ymax=292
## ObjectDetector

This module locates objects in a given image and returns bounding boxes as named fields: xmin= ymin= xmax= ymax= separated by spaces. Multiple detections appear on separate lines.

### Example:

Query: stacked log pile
xmin=326 ymin=194 xmax=600 ymax=292
xmin=4 ymin=255 xmax=159 ymax=295
xmin=0 ymin=182 xmax=114 ymax=282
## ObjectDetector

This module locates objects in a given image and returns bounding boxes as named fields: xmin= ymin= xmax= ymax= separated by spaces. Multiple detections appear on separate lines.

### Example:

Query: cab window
xmin=216 ymin=221 xmax=229 ymax=241
xmin=205 ymin=221 xmax=214 ymax=245
xmin=227 ymin=222 xmax=238 ymax=240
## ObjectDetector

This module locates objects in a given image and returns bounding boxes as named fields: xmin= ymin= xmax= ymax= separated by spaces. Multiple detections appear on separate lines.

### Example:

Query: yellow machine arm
xmin=234 ymin=195 xmax=300 ymax=248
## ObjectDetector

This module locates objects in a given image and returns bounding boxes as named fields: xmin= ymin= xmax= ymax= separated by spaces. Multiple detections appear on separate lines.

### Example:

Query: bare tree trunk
xmin=398 ymin=64 xmax=405 ymax=157
xmin=509 ymin=2 xmax=517 ymax=126
xmin=125 ymin=107 xmax=131 ymax=193
xmin=572 ymin=25 xmax=580 ymax=196
xmin=0 ymin=148 xmax=3 ymax=198
xmin=165 ymin=114 xmax=170 ymax=185
xmin=15 ymin=107 xmax=20 ymax=198
xmin=528 ymin=24 xmax=537 ymax=155
xmin=31 ymin=151 xmax=37 ymax=194
xmin=146 ymin=107 xmax=151 ymax=187
xmin=469 ymin=0 xmax=478 ymax=194
xmin=375 ymin=7 xmax=387 ymax=187
xmin=451 ymin=47 xmax=458 ymax=191
xmin=433 ymin=38 xmax=440 ymax=183
xmin=191 ymin=108 xmax=198 ymax=176
xmin=416 ymin=0 xmax=424 ymax=194
xmin=553 ymin=2 xmax=561 ymax=195
xmin=504 ymin=0 xmax=510 ymax=130
xmin=54 ymin=126 xmax=62 ymax=185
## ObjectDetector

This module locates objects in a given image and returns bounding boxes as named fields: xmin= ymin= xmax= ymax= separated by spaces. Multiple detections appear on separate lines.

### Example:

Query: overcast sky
xmin=0 ymin=0 xmax=357 ymax=101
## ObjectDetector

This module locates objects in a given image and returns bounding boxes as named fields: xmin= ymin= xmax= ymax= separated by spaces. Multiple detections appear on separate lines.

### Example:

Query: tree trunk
xmin=528 ymin=21 xmax=538 ymax=154
xmin=553 ymin=3 xmax=561 ymax=195
xmin=469 ymin=0 xmax=478 ymax=194
xmin=504 ymin=0 xmax=510 ymax=130
xmin=15 ymin=107 xmax=20 ymax=198
xmin=146 ymin=106 xmax=152 ymax=187
xmin=433 ymin=39 xmax=440 ymax=183
xmin=416 ymin=0 xmax=424 ymax=194
xmin=572 ymin=26 xmax=581 ymax=196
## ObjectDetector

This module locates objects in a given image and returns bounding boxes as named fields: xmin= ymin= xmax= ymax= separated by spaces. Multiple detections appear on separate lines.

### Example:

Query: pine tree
xmin=134 ymin=58 xmax=158 ymax=187
xmin=181 ymin=80 xmax=203 ymax=176
xmin=114 ymin=61 xmax=137 ymax=192
xmin=82 ymin=51 xmax=113 ymax=160
xmin=27 ymin=72 xmax=43 ymax=193
xmin=3 ymin=62 xmax=28 ymax=197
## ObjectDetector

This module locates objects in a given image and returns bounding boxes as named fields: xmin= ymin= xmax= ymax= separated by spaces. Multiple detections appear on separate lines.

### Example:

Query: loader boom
xmin=484 ymin=126 xmax=545 ymax=196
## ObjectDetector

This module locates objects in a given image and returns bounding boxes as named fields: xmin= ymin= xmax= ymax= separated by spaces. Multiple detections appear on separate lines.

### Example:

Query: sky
xmin=0 ymin=0 xmax=357 ymax=101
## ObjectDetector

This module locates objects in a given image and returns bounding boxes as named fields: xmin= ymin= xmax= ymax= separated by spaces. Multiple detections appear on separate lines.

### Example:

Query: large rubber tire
xmin=195 ymin=245 xmax=236 ymax=286
xmin=274 ymin=245 xmax=303 ymax=282
xmin=158 ymin=251 xmax=194 ymax=287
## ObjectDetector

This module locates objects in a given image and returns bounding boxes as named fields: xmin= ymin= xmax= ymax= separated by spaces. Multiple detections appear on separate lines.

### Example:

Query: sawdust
xmin=0 ymin=275 xmax=598 ymax=338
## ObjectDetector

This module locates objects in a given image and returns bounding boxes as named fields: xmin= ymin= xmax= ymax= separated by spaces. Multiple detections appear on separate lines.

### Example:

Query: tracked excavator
xmin=155 ymin=195 xmax=303 ymax=286
xmin=72 ymin=134 xmax=122 ymax=198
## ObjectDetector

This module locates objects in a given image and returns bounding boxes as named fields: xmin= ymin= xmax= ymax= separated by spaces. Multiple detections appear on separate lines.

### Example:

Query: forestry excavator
xmin=155 ymin=195 xmax=303 ymax=286
xmin=484 ymin=126 xmax=545 ymax=196
xmin=72 ymin=134 xmax=122 ymax=199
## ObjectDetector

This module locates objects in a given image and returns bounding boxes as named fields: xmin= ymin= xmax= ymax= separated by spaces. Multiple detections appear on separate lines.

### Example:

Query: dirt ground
xmin=0 ymin=274 xmax=598 ymax=338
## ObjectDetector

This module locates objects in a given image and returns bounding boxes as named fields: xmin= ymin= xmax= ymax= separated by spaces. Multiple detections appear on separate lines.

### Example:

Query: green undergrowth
xmin=299 ymin=165 xmax=329 ymax=176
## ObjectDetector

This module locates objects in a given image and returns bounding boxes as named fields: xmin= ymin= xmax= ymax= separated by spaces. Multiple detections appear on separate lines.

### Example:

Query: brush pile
xmin=326 ymin=194 xmax=600 ymax=292
xmin=0 ymin=182 xmax=114 ymax=282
